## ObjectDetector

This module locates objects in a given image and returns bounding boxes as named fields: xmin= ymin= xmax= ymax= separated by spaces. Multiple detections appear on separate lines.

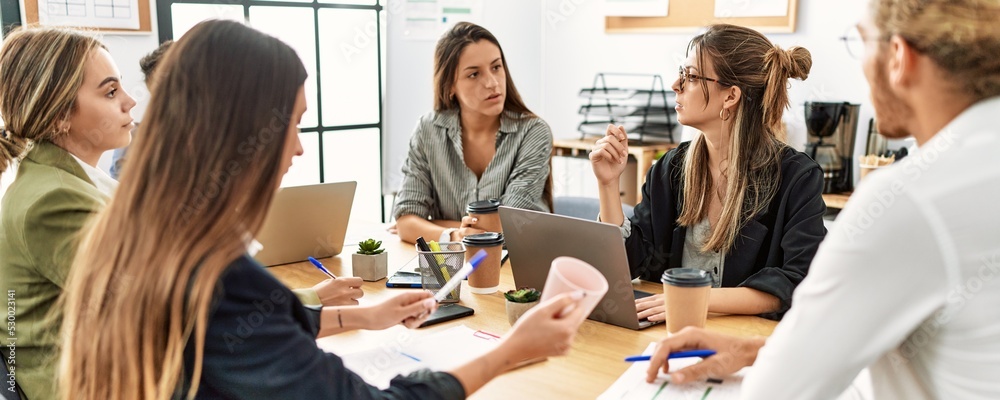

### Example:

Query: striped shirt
xmin=392 ymin=109 xmax=552 ymax=222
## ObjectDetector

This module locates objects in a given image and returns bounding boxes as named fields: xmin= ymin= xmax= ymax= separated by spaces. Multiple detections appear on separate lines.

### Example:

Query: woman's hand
xmin=365 ymin=291 xmax=438 ymax=330
xmin=445 ymin=292 xmax=588 ymax=396
xmin=500 ymin=292 xmax=588 ymax=362
xmin=645 ymin=327 xmax=764 ymax=384
xmin=313 ymin=277 xmax=364 ymax=306
xmin=589 ymin=124 xmax=630 ymax=186
xmin=454 ymin=215 xmax=486 ymax=241
xmin=635 ymin=293 xmax=666 ymax=322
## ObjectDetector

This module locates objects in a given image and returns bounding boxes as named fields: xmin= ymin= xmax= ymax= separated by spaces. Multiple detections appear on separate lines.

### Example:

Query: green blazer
xmin=0 ymin=141 xmax=107 ymax=400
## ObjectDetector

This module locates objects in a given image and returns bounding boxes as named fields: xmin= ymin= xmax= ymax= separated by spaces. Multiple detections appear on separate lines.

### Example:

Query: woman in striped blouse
xmin=392 ymin=22 xmax=553 ymax=245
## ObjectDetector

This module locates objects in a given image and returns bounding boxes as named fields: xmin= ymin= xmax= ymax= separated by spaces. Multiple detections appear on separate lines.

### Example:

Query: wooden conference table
xmin=268 ymin=224 xmax=777 ymax=399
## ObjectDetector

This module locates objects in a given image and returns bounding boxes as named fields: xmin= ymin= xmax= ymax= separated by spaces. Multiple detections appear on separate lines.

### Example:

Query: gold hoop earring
xmin=720 ymin=108 xmax=731 ymax=121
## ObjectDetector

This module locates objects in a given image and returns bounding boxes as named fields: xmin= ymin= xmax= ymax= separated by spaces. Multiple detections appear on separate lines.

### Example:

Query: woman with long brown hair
xmin=590 ymin=24 xmax=827 ymax=321
xmin=0 ymin=26 xmax=136 ymax=399
xmin=393 ymin=22 xmax=553 ymax=244
xmin=60 ymin=20 xmax=587 ymax=400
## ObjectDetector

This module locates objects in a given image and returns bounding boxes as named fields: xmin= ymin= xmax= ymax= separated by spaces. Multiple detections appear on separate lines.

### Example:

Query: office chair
xmin=553 ymin=196 xmax=634 ymax=221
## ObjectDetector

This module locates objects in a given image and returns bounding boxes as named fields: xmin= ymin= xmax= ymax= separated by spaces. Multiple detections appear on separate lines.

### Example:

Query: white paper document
xmin=599 ymin=342 xmax=746 ymax=399
xmin=37 ymin=0 xmax=141 ymax=30
xmin=337 ymin=325 xmax=500 ymax=389
xmin=604 ymin=0 xmax=669 ymax=17
xmin=714 ymin=0 xmax=788 ymax=18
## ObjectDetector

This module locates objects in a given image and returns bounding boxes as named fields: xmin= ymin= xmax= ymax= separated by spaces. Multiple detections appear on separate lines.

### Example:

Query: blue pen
xmin=433 ymin=249 xmax=487 ymax=302
xmin=307 ymin=256 xmax=337 ymax=279
xmin=624 ymin=350 xmax=716 ymax=362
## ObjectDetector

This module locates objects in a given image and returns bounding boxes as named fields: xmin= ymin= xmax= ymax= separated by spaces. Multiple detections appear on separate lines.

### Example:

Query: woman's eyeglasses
xmin=677 ymin=66 xmax=731 ymax=91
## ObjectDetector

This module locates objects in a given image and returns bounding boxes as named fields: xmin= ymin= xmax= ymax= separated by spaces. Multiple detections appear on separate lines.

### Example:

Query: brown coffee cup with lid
xmin=661 ymin=268 xmax=712 ymax=334
xmin=462 ymin=232 xmax=504 ymax=294
xmin=466 ymin=199 xmax=502 ymax=234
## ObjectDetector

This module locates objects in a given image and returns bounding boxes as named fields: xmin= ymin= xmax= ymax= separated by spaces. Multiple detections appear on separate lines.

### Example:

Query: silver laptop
xmin=254 ymin=181 xmax=356 ymax=266
xmin=499 ymin=206 xmax=660 ymax=330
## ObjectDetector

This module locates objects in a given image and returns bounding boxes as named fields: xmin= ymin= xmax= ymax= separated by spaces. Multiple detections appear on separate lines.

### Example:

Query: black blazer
xmin=626 ymin=141 xmax=827 ymax=320
xmin=179 ymin=255 xmax=465 ymax=399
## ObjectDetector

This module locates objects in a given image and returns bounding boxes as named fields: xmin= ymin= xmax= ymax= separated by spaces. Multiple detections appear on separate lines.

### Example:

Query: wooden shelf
xmin=823 ymin=193 xmax=852 ymax=209
xmin=553 ymin=138 xmax=678 ymax=204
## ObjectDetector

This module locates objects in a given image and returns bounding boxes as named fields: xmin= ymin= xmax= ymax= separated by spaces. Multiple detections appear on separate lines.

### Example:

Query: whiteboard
xmin=382 ymin=0 xmax=543 ymax=194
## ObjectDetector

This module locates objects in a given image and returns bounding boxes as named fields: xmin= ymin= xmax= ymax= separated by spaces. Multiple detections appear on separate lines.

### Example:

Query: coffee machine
xmin=804 ymin=102 xmax=860 ymax=194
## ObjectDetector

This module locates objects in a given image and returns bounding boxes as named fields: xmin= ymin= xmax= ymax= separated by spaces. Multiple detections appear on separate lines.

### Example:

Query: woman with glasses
xmin=589 ymin=24 xmax=827 ymax=321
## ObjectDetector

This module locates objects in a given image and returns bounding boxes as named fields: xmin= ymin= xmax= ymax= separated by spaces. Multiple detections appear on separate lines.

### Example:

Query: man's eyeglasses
xmin=839 ymin=26 xmax=866 ymax=59
xmin=677 ymin=66 xmax=731 ymax=91
xmin=839 ymin=25 xmax=889 ymax=59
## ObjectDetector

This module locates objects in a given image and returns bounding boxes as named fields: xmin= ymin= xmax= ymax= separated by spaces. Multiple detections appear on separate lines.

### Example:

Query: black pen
xmin=415 ymin=236 xmax=448 ymax=287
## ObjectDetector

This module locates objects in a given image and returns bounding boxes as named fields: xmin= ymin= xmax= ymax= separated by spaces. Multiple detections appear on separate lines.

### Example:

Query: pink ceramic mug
xmin=540 ymin=257 xmax=609 ymax=323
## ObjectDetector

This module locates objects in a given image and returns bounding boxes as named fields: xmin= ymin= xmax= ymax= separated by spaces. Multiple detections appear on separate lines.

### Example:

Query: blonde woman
xmin=0 ymin=27 xmax=136 ymax=400
xmin=591 ymin=24 xmax=826 ymax=321
xmin=60 ymin=20 xmax=586 ymax=400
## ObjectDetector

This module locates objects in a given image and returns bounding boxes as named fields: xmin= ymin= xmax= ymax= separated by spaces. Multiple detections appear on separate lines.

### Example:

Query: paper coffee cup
xmin=661 ymin=268 xmax=712 ymax=334
xmin=466 ymin=199 xmax=502 ymax=233
xmin=541 ymin=257 xmax=609 ymax=324
xmin=463 ymin=232 xmax=504 ymax=294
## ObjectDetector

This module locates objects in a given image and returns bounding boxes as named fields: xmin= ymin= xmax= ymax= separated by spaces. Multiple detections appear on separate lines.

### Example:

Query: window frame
xmin=159 ymin=0 xmax=387 ymax=220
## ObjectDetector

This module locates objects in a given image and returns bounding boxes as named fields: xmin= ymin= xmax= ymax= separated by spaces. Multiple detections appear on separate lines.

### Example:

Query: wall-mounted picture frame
xmin=20 ymin=0 xmax=152 ymax=34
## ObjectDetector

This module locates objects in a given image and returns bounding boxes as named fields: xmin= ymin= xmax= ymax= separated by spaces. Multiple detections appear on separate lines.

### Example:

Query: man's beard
xmin=871 ymin=56 xmax=915 ymax=139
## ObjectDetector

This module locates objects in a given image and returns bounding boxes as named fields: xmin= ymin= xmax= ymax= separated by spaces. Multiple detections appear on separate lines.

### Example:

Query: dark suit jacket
xmin=626 ymin=141 xmax=827 ymax=320
xmin=179 ymin=255 xmax=465 ymax=399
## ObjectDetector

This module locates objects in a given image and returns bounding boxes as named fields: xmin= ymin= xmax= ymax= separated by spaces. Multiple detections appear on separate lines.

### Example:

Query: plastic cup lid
xmin=661 ymin=268 xmax=712 ymax=287
xmin=462 ymin=232 xmax=504 ymax=246
xmin=466 ymin=199 xmax=501 ymax=214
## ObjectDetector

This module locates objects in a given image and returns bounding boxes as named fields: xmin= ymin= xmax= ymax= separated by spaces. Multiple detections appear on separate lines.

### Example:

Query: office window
xmin=159 ymin=1 xmax=386 ymax=223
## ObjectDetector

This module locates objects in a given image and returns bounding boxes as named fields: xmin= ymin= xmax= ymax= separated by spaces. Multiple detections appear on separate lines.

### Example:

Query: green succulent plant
xmin=356 ymin=239 xmax=384 ymax=255
xmin=504 ymin=288 xmax=541 ymax=303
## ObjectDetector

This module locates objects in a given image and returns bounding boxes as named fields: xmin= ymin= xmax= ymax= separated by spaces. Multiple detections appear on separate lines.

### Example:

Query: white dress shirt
xmin=743 ymin=96 xmax=1000 ymax=399
xmin=70 ymin=154 xmax=118 ymax=196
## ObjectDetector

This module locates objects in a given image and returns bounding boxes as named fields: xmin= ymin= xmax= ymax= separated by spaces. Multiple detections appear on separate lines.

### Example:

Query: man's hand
xmin=645 ymin=327 xmax=765 ymax=384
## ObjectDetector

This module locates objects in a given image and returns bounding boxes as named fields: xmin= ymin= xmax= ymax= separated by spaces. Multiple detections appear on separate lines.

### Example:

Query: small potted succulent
xmin=352 ymin=239 xmax=387 ymax=281
xmin=504 ymin=288 xmax=541 ymax=325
